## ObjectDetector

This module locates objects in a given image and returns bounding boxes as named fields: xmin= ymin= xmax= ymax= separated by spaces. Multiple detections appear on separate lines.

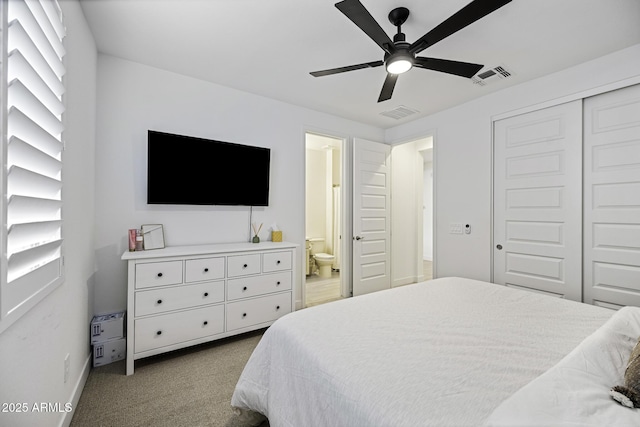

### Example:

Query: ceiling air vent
xmin=471 ymin=65 xmax=513 ymax=86
xmin=380 ymin=105 xmax=419 ymax=120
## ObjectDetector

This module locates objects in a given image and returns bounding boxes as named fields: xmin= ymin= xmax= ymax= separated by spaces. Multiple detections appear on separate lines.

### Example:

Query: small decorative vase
xmin=252 ymin=235 xmax=260 ymax=243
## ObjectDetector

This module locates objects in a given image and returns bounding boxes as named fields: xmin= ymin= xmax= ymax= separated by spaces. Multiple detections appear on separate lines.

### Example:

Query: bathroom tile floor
xmin=423 ymin=260 xmax=433 ymax=280
xmin=305 ymin=271 xmax=342 ymax=307
xmin=305 ymin=261 xmax=432 ymax=308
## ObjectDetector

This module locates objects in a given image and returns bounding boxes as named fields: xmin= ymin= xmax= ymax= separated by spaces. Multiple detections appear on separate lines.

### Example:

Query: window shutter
xmin=1 ymin=0 xmax=65 ymax=332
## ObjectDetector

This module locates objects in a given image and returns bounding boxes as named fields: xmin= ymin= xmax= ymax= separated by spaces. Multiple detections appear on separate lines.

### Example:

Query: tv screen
xmin=147 ymin=131 xmax=270 ymax=206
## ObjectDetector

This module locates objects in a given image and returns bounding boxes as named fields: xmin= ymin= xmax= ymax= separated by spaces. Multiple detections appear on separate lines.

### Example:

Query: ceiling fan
xmin=310 ymin=0 xmax=512 ymax=102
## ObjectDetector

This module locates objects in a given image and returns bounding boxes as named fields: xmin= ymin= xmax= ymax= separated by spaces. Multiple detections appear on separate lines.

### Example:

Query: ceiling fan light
xmin=386 ymin=56 xmax=412 ymax=74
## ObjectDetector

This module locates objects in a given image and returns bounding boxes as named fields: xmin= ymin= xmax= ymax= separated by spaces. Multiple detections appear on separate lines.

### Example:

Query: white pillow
xmin=485 ymin=307 xmax=640 ymax=427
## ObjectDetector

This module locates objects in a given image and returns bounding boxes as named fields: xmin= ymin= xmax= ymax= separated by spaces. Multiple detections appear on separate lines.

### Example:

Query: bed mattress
xmin=231 ymin=277 xmax=615 ymax=426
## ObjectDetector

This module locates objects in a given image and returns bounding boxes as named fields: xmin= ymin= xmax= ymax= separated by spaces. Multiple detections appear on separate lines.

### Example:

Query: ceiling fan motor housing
xmin=385 ymin=42 xmax=413 ymax=74
xmin=393 ymin=32 xmax=406 ymax=43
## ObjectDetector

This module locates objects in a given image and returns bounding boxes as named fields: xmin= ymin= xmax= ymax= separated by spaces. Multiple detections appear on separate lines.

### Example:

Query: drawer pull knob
xmin=243 ymin=264 xmax=248 ymax=268
xmin=156 ymin=330 xmax=162 ymax=336
xmin=157 ymin=272 xmax=163 ymax=277
xmin=276 ymin=281 xmax=281 ymax=285
xmin=242 ymin=313 xmax=247 ymax=318
xmin=204 ymin=268 xmax=209 ymax=272
xmin=203 ymin=321 xmax=208 ymax=326
xmin=277 ymin=260 xmax=281 ymax=264
xmin=157 ymin=299 xmax=162 ymax=304
xmin=276 ymin=305 xmax=280 ymax=310
xmin=204 ymin=292 xmax=209 ymax=297
xmin=243 ymin=286 xmax=247 ymax=291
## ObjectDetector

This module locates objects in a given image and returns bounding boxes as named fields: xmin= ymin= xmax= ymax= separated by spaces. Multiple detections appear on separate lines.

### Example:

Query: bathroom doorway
xmin=305 ymin=132 xmax=344 ymax=307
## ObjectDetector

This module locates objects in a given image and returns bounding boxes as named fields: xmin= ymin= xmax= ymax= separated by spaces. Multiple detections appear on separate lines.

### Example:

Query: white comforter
xmin=485 ymin=305 xmax=640 ymax=427
xmin=231 ymin=277 xmax=614 ymax=426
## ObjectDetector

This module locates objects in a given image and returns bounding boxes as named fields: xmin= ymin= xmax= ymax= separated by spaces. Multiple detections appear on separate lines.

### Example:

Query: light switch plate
xmin=449 ymin=223 xmax=463 ymax=234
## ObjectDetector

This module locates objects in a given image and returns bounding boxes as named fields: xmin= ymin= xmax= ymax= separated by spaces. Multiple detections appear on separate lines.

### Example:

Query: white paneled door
xmin=353 ymin=139 xmax=391 ymax=296
xmin=493 ymin=100 xmax=583 ymax=301
xmin=583 ymin=84 xmax=640 ymax=308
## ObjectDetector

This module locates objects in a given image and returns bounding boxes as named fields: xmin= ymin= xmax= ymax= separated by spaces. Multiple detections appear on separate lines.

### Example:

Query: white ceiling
xmin=79 ymin=0 xmax=640 ymax=129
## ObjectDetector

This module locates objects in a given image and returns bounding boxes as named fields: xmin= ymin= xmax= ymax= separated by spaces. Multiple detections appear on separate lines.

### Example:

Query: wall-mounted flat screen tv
xmin=147 ymin=130 xmax=270 ymax=206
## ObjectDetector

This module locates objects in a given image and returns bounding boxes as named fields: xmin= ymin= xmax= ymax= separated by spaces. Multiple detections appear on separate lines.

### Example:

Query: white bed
xmin=231 ymin=277 xmax=639 ymax=426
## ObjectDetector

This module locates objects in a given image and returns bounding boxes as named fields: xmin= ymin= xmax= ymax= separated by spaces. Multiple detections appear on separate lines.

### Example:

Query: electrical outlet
xmin=64 ymin=353 xmax=70 ymax=383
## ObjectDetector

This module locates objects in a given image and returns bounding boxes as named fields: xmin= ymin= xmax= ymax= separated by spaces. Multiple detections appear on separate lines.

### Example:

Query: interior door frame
xmin=302 ymin=128 xmax=351 ymax=308
xmin=489 ymin=75 xmax=640 ymax=283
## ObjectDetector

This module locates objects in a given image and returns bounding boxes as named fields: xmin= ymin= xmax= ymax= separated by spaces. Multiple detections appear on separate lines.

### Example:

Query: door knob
xmin=496 ymin=244 xmax=503 ymax=250
xmin=354 ymin=236 xmax=364 ymax=241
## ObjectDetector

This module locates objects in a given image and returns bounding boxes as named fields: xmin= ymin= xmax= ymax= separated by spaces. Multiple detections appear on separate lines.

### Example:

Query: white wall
xmin=423 ymin=160 xmax=433 ymax=261
xmin=390 ymin=141 xmax=423 ymax=287
xmin=94 ymin=55 xmax=383 ymax=312
xmin=386 ymin=44 xmax=640 ymax=282
xmin=325 ymin=148 xmax=340 ymax=256
xmin=305 ymin=148 xmax=327 ymax=241
xmin=0 ymin=2 xmax=97 ymax=426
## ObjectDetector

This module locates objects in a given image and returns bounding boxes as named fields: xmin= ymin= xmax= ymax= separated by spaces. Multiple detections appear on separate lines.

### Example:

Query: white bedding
xmin=231 ymin=277 xmax=614 ymax=426
xmin=485 ymin=305 xmax=640 ymax=427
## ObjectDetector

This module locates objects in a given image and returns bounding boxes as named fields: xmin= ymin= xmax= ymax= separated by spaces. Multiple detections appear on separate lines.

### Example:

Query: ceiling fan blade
xmin=336 ymin=0 xmax=395 ymax=54
xmin=409 ymin=0 xmax=512 ymax=55
xmin=378 ymin=73 xmax=399 ymax=102
xmin=310 ymin=60 xmax=384 ymax=77
xmin=414 ymin=57 xmax=483 ymax=78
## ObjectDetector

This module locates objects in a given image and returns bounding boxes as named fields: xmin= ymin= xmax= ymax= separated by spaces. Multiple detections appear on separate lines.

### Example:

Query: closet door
xmin=493 ymin=100 xmax=582 ymax=300
xmin=583 ymin=84 xmax=640 ymax=308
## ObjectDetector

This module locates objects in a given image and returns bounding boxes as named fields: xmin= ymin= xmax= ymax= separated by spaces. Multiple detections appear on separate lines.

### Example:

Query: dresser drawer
xmin=263 ymin=251 xmax=292 ymax=273
xmin=227 ymin=254 xmax=261 ymax=277
xmin=185 ymin=257 xmax=225 ymax=283
xmin=135 ymin=261 xmax=183 ymax=289
xmin=134 ymin=305 xmax=224 ymax=353
xmin=226 ymin=293 xmax=291 ymax=331
xmin=135 ymin=281 xmax=225 ymax=316
xmin=227 ymin=272 xmax=292 ymax=301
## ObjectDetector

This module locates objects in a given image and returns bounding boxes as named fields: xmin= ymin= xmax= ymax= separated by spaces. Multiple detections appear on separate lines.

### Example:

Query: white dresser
xmin=121 ymin=241 xmax=297 ymax=375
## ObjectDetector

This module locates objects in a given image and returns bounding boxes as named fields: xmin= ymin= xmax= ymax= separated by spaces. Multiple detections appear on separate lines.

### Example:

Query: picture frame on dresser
xmin=141 ymin=224 xmax=165 ymax=250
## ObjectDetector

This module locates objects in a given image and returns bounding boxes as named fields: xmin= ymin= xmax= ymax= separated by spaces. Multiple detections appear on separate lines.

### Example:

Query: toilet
xmin=309 ymin=237 xmax=335 ymax=279
xmin=314 ymin=253 xmax=335 ymax=278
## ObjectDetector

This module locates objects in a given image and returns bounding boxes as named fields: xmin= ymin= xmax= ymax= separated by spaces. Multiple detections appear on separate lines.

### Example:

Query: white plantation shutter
xmin=1 ymin=0 xmax=65 ymax=333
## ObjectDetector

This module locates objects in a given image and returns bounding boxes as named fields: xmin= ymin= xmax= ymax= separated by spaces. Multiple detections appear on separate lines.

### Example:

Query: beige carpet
xmin=71 ymin=330 xmax=268 ymax=427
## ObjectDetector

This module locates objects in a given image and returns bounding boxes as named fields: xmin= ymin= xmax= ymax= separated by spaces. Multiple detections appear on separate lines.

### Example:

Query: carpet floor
xmin=70 ymin=329 xmax=268 ymax=427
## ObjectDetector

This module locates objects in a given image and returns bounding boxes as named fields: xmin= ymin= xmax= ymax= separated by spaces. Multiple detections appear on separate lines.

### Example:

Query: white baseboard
xmin=59 ymin=353 xmax=91 ymax=427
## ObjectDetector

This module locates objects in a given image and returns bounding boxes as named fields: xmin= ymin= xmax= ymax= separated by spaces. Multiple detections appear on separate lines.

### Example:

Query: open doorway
xmin=389 ymin=135 xmax=434 ymax=286
xmin=305 ymin=132 xmax=345 ymax=307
